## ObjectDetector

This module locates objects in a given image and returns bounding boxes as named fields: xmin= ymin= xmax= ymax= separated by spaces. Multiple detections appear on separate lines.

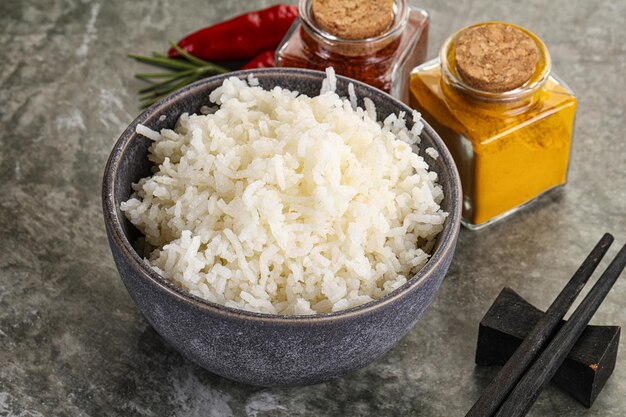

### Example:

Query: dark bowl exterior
xmin=103 ymin=68 xmax=461 ymax=386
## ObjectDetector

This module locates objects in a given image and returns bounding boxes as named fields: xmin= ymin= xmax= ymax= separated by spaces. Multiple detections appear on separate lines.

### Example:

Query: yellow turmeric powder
xmin=409 ymin=22 xmax=577 ymax=228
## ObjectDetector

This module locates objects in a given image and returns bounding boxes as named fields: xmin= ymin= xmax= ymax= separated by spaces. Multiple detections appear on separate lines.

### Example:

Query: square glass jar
xmin=409 ymin=23 xmax=577 ymax=229
xmin=276 ymin=0 xmax=429 ymax=103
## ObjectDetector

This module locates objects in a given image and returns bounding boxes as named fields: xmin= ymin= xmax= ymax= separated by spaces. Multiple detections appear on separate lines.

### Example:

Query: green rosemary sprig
xmin=128 ymin=42 xmax=229 ymax=108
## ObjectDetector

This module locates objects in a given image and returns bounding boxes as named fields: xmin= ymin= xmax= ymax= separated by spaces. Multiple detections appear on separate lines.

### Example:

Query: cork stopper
xmin=311 ymin=0 xmax=394 ymax=40
xmin=454 ymin=23 xmax=539 ymax=93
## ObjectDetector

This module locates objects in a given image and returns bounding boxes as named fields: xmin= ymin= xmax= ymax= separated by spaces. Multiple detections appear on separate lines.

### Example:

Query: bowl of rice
xmin=102 ymin=68 xmax=461 ymax=386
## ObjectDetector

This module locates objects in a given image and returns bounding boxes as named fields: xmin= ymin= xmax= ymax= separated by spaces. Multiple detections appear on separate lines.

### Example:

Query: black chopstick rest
xmin=465 ymin=233 xmax=614 ymax=417
xmin=494 ymin=242 xmax=626 ymax=417
xmin=476 ymin=287 xmax=621 ymax=407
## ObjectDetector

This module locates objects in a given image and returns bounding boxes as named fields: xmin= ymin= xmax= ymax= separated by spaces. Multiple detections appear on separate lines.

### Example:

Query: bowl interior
xmin=104 ymin=68 xmax=461 ymax=319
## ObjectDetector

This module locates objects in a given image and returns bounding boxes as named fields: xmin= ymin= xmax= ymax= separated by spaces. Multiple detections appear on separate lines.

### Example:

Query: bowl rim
xmin=102 ymin=67 xmax=461 ymax=323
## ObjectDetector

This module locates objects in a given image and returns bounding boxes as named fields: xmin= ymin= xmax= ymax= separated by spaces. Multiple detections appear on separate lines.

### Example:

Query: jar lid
xmin=455 ymin=23 xmax=539 ymax=93
xmin=300 ymin=0 xmax=409 ymax=57
xmin=311 ymin=0 xmax=394 ymax=40
xmin=439 ymin=22 xmax=552 ymax=103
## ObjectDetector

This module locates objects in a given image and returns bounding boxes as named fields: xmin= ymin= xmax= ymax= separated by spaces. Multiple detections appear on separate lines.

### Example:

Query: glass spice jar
xmin=409 ymin=22 xmax=577 ymax=229
xmin=276 ymin=0 xmax=429 ymax=103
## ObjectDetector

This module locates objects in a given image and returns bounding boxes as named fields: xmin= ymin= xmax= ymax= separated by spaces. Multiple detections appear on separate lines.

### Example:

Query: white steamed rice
xmin=121 ymin=69 xmax=447 ymax=315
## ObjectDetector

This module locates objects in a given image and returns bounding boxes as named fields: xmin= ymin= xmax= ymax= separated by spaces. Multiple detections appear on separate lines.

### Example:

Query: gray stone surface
xmin=0 ymin=0 xmax=624 ymax=415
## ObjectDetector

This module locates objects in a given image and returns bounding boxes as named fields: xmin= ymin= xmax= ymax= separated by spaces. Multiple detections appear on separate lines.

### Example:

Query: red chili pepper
xmin=169 ymin=4 xmax=298 ymax=61
xmin=241 ymin=50 xmax=276 ymax=69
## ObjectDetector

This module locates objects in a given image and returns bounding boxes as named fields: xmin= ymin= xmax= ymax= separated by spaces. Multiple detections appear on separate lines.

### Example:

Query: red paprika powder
xmin=276 ymin=0 xmax=429 ymax=103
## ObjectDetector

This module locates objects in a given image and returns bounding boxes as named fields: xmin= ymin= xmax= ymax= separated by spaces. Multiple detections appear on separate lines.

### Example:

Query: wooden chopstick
xmin=465 ymin=233 xmax=614 ymax=417
xmin=494 ymin=242 xmax=626 ymax=417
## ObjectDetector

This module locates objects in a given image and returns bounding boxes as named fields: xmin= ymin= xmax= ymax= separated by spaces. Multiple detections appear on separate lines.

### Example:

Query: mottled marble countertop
xmin=1 ymin=0 xmax=625 ymax=416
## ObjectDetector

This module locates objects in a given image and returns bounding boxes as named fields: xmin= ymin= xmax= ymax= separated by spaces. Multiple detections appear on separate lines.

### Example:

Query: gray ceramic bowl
xmin=102 ymin=68 xmax=461 ymax=387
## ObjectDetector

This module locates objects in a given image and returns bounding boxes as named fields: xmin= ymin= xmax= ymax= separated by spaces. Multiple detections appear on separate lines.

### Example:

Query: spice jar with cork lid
xmin=409 ymin=22 xmax=577 ymax=229
xmin=276 ymin=0 xmax=429 ymax=102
